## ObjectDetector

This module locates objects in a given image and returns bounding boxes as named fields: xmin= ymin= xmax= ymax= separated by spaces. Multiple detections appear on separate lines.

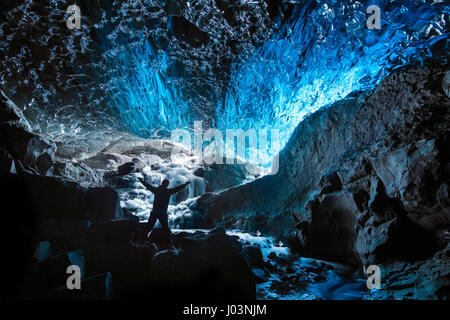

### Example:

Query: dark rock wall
xmin=0 ymin=91 xmax=125 ymax=299
xmin=194 ymin=63 xmax=450 ymax=298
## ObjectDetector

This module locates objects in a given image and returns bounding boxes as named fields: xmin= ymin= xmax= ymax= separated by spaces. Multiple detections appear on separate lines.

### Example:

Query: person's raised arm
xmin=169 ymin=181 xmax=190 ymax=194
xmin=138 ymin=178 xmax=157 ymax=193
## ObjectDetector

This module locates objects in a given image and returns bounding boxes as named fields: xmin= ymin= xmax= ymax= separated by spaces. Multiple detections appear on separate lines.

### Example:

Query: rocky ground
xmin=226 ymin=231 xmax=366 ymax=300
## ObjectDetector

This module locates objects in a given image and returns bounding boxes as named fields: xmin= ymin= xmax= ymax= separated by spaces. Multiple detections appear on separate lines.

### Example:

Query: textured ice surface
xmin=0 ymin=0 xmax=448 ymax=160
xmin=217 ymin=0 xmax=450 ymax=159
xmin=0 ymin=0 xmax=273 ymax=157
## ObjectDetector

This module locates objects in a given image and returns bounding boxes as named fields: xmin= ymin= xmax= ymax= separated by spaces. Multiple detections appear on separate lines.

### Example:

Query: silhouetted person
xmin=138 ymin=178 xmax=190 ymax=241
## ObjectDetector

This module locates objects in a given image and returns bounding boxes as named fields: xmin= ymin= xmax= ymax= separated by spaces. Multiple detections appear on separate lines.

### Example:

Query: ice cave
xmin=0 ymin=0 xmax=449 ymax=301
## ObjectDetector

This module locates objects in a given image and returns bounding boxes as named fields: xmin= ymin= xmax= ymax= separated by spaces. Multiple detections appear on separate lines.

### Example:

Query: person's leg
xmin=158 ymin=212 xmax=172 ymax=242
xmin=146 ymin=210 xmax=158 ymax=235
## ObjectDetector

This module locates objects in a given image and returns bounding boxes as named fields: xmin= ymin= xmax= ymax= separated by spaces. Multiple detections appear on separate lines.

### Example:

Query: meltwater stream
xmin=173 ymin=229 xmax=367 ymax=300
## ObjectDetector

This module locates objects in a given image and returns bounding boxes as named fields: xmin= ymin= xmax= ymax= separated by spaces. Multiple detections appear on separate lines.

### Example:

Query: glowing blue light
xmin=102 ymin=39 xmax=193 ymax=137
xmin=94 ymin=0 xmax=448 ymax=160
xmin=216 ymin=0 xmax=449 ymax=159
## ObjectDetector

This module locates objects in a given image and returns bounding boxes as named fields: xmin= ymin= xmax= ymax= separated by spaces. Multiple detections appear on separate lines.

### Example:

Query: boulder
xmin=117 ymin=159 xmax=145 ymax=176
xmin=36 ymin=250 xmax=85 ymax=290
xmin=208 ymin=225 xmax=227 ymax=235
xmin=35 ymin=219 xmax=91 ymax=241
xmin=85 ymin=240 xmax=157 ymax=299
xmin=199 ymin=162 xmax=261 ymax=192
xmin=0 ymin=92 xmax=57 ymax=175
xmin=53 ymin=161 xmax=104 ymax=187
xmin=86 ymin=187 xmax=121 ymax=221
xmin=18 ymin=174 xmax=89 ymax=220
xmin=89 ymin=219 xmax=138 ymax=243
xmin=243 ymin=245 xmax=265 ymax=268
xmin=99 ymin=230 xmax=256 ymax=300
xmin=117 ymin=162 xmax=136 ymax=175
xmin=80 ymin=152 xmax=131 ymax=170
xmin=32 ymin=219 xmax=91 ymax=256
xmin=366 ymin=245 xmax=450 ymax=300
xmin=169 ymin=231 xmax=256 ymax=300
xmin=0 ymin=124 xmax=56 ymax=175
xmin=47 ymin=272 xmax=113 ymax=300
xmin=1 ymin=173 xmax=120 ymax=221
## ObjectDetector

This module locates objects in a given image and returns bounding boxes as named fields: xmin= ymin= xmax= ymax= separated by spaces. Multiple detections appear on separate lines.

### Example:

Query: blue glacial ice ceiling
xmin=217 ymin=0 xmax=450 ymax=154
xmin=90 ymin=0 xmax=273 ymax=137
xmin=0 ymin=0 xmax=273 ymax=157
xmin=0 ymin=0 xmax=448 ymax=159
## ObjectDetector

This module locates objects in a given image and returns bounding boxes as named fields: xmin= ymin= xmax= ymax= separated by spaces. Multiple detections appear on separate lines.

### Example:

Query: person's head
xmin=161 ymin=179 xmax=169 ymax=188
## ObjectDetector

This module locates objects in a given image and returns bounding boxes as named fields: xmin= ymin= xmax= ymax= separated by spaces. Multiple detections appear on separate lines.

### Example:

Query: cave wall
xmin=195 ymin=62 xmax=450 ymax=270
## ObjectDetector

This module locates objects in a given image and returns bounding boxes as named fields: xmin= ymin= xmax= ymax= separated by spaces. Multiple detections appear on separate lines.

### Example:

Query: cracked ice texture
xmin=0 ymin=0 xmax=448 ymax=160
xmin=217 ymin=0 xmax=449 ymax=159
